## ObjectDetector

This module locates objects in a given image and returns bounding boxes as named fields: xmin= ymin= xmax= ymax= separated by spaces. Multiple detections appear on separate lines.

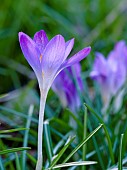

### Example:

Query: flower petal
xmin=111 ymin=61 xmax=126 ymax=94
xmin=72 ymin=63 xmax=81 ymax=77
xmin=52 ymin=71 xmax=68 ymax=107
xmin=52 ymin=66 xmax=81 ymax=113
xmin=41 ymin=34 xmax=65 ymax=75
xmin=64 ymin=38 xmax=74 ymax=59
xmin=114 ymin=40 xmax=126 ymax=52
xmin=107 ymin=51 xmax=118 ymax=71
xmin=33 ymin=30 xmax=48 ymax=53
xmin=90 ymin=52 xmax=108 ymax=80
xmin=18 ymin=32 xmax=41 ymax=73
xmin=59 ymin=46 xmax=91 ymax=71
xmin=108 ymin=41 xmax=127 ymax=69
xmin=72 ymin=63 xmax=83 ymax=90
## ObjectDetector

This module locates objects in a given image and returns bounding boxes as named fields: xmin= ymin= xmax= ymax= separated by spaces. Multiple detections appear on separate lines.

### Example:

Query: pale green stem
xmin=36 ymin=89 xmax=48 ymax=170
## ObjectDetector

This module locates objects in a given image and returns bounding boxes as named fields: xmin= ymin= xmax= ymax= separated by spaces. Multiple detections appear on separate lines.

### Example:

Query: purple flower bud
xmin=52 ymin=63 xmax=83 ymax=113
xmin=90 ymin=41 xmax=127 ymax=110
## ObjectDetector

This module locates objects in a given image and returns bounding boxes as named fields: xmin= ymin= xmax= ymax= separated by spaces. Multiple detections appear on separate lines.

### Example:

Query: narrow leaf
xmin=0 ymin=147 xmax=31 ymax=155
xmin=15 ymin=153 xmax=21 ymax=170
xmin=82 ymin=106 xmax=87 ymax=170
xmin=26 ymin=153 xmax=37 ymax=164
xmin=48 ymin=161 xmax=97 ymax=169
xmin=85 ymin=103 xmax=115 ymax=164
xmin=0 ymin=157 xmax=4 ymax=170
xmin=49 ymin=136 xmax=76 ymax=169
xmin=88 ymin=120 xmax=105 ymax=170
xmin=63 ymin=124 xmax=103 ymax=163
xmin=118 ymin=134 xmax=124 ymax=170
xmin=22 ymin=105 xmax=34 ymax=170
xmin=0 ymin=128 xmax=29 ymax=134
xmin=44 ymin=120 xmax=53 ymax=164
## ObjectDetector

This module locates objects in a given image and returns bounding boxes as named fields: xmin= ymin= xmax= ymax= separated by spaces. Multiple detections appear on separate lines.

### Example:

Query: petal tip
xmin=18 ymin=32 xmax=23 ymax=39
xmin=38 ymin=30 xmax=46 ymax=34
xmin=34 ymin=30 xmax=47 ymax=37
xmin=87 ymin=46 xmax=91 ymax=51
xmin=52 ymin=34 xmax=65 ymax=45
xmin=71 ymin=38 xmax=75 ymax=45
xmin=18 ymin=32 xmax=27 ymax=41
xmin=56 ymin=34 xmax=65 ymax=40
xmin=84 ymin=46 xmax=91 ymax=55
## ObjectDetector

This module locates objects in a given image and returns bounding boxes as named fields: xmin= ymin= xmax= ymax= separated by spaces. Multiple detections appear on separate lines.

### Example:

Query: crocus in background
xmin=52 ymin=63 xmax=83 ymax=114
xmin=19 ymin=30 xmax=91 ymax=170
xmin=90 ymin=41 xmax=127 ymax=113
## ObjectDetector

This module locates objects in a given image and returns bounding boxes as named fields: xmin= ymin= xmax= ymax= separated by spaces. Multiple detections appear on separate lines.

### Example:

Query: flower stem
xmin=36 ymin=89 xmax=48 ymax=170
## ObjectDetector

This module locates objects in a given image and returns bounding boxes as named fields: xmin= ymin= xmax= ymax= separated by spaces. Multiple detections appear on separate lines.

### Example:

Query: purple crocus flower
xmin=18 ymin=30 xmax=91 ymax=170
xmin=90 ymin=41 xmax=127 ymax=112
xmin=52 ymin=63 xmax=83 ymax=113
xmin=19 ymin=30 xmax=91 ymax=92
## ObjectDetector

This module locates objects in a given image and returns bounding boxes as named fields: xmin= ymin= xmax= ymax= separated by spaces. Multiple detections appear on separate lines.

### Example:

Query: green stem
xmin=85 ymin=103 xmax=115 ymax=165
xmin=118 ymin=134 xmax=124 ymax=170
xmin=22 ymin=105 xmax=33 ymax=170
xmin=36 ymin=89 xmax=48 ymax=170
xmin=82 ymin=106 xmax=87 ymax=170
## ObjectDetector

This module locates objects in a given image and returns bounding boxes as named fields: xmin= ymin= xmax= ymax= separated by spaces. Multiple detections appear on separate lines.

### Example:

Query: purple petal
xmin=108 ymin=40 xmax=127 ymax=67
xmin=52 ymin=71 xmax=68 ymax=107
xmin=60 ymin=47 xmax=91 ymax=70
xmin=64 ymin=80 xmax=81 ymax=113
xmin=114 ymin=40 xmax=126 ymax=52
xmin=18 ymin=32 xmax=41 ymax=73
xmin=64 ymin=38 xmax=74 ymax=59
xmin=110 ymin=61 xmax=126 ymax=94
xmin=95 ymin=52 xmax=105 ymax=59
xmin=72 ymin=63 xmax=81 ymax=77
xmin=42 ymin=35 xmax=65 ymax=75
xmin=71 ymin=63 xmax=83 ymax=90
xmin=90 ymin=52 xmax=108 ymax=80
xmin=107 ymin=51 xmax=118 ymax=71
xmin=33 ymin=30 xmax=48 ymax=53
xmin=52 ymin=63 xmax=83 ymax=112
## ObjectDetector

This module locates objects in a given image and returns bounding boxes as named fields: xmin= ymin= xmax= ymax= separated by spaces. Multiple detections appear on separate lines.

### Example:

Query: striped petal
xmin=18 ymin=32 xmax=41 ymax=74
xmin=33 ymin=30 xmax=48 ymax=53
xmin=64 ymin=38 xmax=74 ymax=59
xmin=59 ymin=46 xmax=91 ymax=72
xmin=41 ymin=35 xmax=65 ymax=76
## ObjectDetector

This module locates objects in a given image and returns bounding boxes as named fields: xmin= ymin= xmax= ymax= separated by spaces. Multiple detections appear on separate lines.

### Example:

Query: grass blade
xmin=21 ymin=105 xmax=34 ymax=170
xmin=15 ymin=153 xmax=21 ymax=170
xmin=0 ymin=106 xmax=38 ymax=123
xmin=88 ymin=120 xmax=105 ymax=170
xmin=26 ymin=152 xmax=37 ymax=164
xmin=85 ymin=103 xmax=115 ymax=164
xmin=118 ymin=134 xmax=124 ymax=170
xmin=0 ymin=147 xmax=31 ymax=155
xmin=63 ymin=124 xmax=103 ymax=163
xmin=82 ymin=106 xmax=87 ymax=170
xmin=0 ymin=135 xmax=12 ymax=138
xmin=0 ymin=128 xmax=29 ymax=134
xmin=48 ymin=161 xmax=97 ymax=169
xmin=44 ymin=120 xmax=53 ymax=164
xmin=0 ymin=157 xmax=4 ymax=170
xmin=49 ymin=136 xmax=76 ymax=169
